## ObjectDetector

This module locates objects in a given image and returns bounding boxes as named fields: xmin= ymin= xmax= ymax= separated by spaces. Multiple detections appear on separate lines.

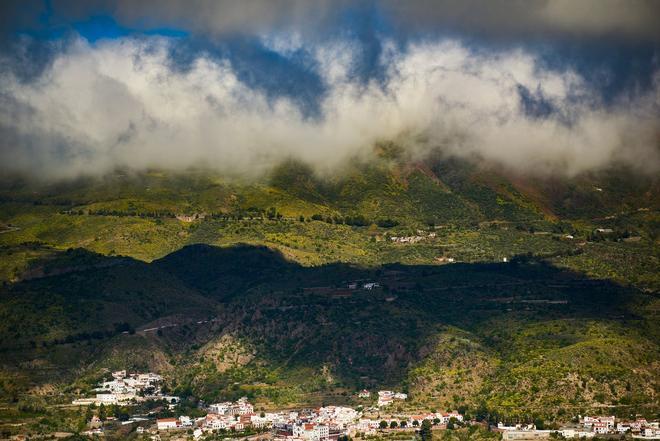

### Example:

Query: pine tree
xmin=419 ymin=419 xmax=433 ymax=441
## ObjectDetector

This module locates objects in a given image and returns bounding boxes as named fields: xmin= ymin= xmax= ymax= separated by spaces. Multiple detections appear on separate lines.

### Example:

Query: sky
xmin=0 ymin=0 xmax=659 ymax=180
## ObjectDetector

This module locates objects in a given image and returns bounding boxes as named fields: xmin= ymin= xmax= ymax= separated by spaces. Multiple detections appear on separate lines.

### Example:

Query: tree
xmin=379 ymin=420 xmax=388 ymax=430
xmin=419 ymin=420 xmax=432 ymax=441
xmin=76 ymin=410 xmax=87 ymax=434
xmin=390 ymin=421 xmax=398 ymax=429
xmin=85 ymin=405 xmax=94 ymax=422
xmin=377 ymin=219 xmax=399 ymax=228
xmin=98 ymin=403 xmax=107 ymax=422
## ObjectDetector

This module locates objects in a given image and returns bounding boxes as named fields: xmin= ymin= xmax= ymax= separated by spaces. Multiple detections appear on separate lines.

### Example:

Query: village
xmin=497 ymin=415 xmax=660 ymax=440
xmin=84 ymin=391 xmax=465 ymax=440
xmin=72 ymin=370 xmax=180 ymax=406
xmin=72 ymin=372 xmax=660 ymax=440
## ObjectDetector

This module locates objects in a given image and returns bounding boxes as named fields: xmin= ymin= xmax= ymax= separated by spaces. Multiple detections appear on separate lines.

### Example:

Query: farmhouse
xmin=358 ymin=389 xmax=370 ymax=398
xmin=157 ymin=418 xmax=179 ymax=430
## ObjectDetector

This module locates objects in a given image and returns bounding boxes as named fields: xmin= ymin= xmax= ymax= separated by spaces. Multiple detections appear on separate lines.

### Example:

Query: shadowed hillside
xmin=1 ymin=244 xmax=657 ymax=420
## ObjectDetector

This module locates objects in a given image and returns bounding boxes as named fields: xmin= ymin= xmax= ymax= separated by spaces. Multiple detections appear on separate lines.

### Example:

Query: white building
xmin=600 ymin=416 xmax=615 ymax=428
xmin=558 ymin=428 xmax=595 ymax=439
xmin=441 ymin=412 xmax=463 ymax=423
xmin=617 ymin=423 xmax=630 ymax=433
xmin=293 ymin=423 xmax=330 ymax=441
xmin=501 ymin=430 xmax=556 ymax=440
xmin=377 ymin=390 xmax=406 ymax=407
xmin=643 ymin=427 xmax=660 ymax=438
xmin=208 ymin=418 xmax=227 ymax=430
xmin=583 ymin=415 xmax=614 ymax=429
xmin=209 ymin=397 xmax=253 ymax=416
xmin=593 ymin=422 xmax=609 ymax=434
xmin=157 ymin=418 xmax=179 ymax=430
xmin=377 ymin=391 xmax=393 ymax=407
xmin=318 ymin=406 xmax=359 ymax=427
xmin=209 ymin=402 xmax=231 ymax=414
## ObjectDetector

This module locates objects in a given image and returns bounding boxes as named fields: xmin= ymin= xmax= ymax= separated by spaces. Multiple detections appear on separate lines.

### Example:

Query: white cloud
xmin=0 ymin=35 xmax=658 ymax=180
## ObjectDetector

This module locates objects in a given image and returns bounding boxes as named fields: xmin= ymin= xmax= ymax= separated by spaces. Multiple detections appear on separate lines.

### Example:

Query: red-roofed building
xmin=157 ymin=418 xmax=179 ymax=430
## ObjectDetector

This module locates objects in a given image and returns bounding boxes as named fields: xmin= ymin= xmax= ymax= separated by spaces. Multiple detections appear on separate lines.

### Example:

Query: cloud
xmin=0 ymin=34 xmax=658 ymax=180
xmin=380 ymin=0 xmax=660 ymax=41
xmin=3 ymin=0 xmax=660 ymax=42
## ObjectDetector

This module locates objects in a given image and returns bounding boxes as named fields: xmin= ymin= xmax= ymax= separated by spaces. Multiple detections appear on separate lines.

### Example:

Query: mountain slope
xmin=0 ymin=244 xmax=657 ymax=419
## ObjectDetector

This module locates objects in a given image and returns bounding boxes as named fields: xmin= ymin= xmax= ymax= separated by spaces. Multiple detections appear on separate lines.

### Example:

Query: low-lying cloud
xmin=1 ymin=34 xmax=659 ymax=180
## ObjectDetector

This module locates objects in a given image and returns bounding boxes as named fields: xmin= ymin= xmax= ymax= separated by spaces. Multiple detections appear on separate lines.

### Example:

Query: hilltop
xmin=0 ymin=155 xmax=658 ymax=287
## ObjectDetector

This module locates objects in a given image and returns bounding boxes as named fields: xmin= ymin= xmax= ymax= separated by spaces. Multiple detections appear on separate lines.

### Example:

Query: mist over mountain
xmin=1 ymin=0 xmax=659 ymax=181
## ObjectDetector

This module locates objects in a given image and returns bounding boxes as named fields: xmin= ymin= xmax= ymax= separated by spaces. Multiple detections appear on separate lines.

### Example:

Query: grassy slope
xmin=2 ymin=160 xmax=657 ymax=290
xmin=0 ymin=159 xmax=658 ymax=422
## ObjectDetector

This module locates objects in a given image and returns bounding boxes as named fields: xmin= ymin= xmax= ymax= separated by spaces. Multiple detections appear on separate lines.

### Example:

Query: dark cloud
xmin=380 ymin=0 xmax=660 ymax=42
xmin=2 ymin=0 xmax=660 ymax=42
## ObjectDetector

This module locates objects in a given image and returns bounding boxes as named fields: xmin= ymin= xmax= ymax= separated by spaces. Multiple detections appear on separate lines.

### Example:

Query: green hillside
xmin=1 ymin=157 xmax=657 ymax=287
xmin=0 ymin=157 xmax=658 ymax=426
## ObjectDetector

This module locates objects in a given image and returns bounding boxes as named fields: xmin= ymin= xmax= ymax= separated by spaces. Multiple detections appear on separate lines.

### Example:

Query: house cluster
xmin=390 ymin=236 xmax=424 ymax=244
xmin=155 ymin=398 xmax=256 ymax=436
xmin=283 ymin=406 xmax=359 ymax=441
xmin=157 ymin=416 xmax=194 ymax=431
xmin=410 ymin=412 xmax=464 ymax=426
xmin=154 ymin=401 xmax=349 ymax=440
xmin=496 ymin=416 xmax=660 ymax=439
xmin=346 ymin=281 xmax=380 ymax=290
xmin=377 ymin=390 xmax=407 ymax=407
xmin=72 ymin=370 xmax=179 ymax=406
xmin=582 ymin=415 xmax=616 ymax=435
xmin=497 ymin=422 xmax=591 ymax=440
xmin=176 ymin=213 xmax=206 ymax=223
xmin=275 ymin=406 xmax=462 ymax=441
xmin=349 ymin=410 xmax=464 ymax=436
xmin=390 ymin=231 xmax=437 ymax=244
xmin=583 ymin=416 xmax=660 ymax=438
xmin=202 ymin=397 xmax=256 ymax=431
xmin=267 ymin=406 xmax=356 ymax=440
xmin=152 ymin=397 xmax=465 ymax=441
